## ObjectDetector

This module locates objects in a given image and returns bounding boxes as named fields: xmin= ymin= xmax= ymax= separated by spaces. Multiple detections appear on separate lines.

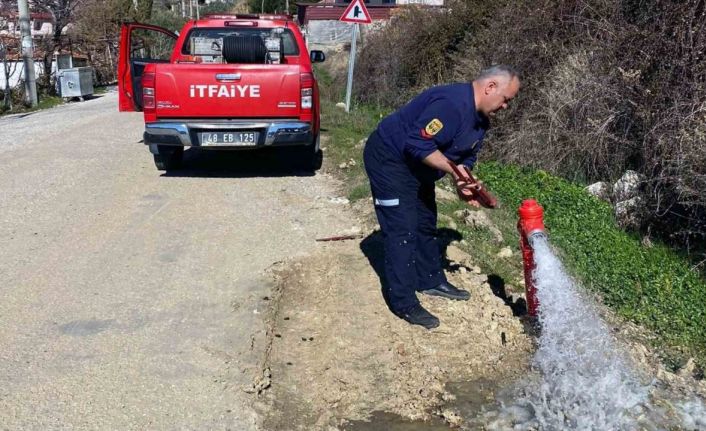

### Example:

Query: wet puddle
xmin=344 ymin=378 xmax=503 ymax=430
xmin=445 ymin=378 xmax=501 ymax=419
xmin=344 ymin=411 xmax=451 ymax=431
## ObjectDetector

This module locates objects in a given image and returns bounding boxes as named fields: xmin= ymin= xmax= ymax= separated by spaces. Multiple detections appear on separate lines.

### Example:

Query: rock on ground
xmin=613 ymin=170 xmax=645 ymax=202
xmin=615 ymin=196 xmax=645 ymax=230
xmin=454 ymin=209 xmax=504 ymax=243
xmin=585 ymin=181 xmax=612 ymax=202
xmin=435 ymin=185 xmax=458 ymax=202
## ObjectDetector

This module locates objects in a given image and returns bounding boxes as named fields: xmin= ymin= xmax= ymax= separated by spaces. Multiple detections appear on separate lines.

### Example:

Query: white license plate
xmin=199 ymin=132 xmax=258 ymax=146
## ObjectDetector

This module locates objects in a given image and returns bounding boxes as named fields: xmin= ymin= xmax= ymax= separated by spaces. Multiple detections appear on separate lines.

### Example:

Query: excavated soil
xmin=251 ymin=207 xmax=706 ymax=430
xmin=254 ymin=231 xmax=535 ymax=430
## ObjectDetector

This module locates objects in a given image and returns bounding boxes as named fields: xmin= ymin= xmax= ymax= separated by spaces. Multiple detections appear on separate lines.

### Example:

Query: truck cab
xmin=118 ymin=14 xmax=325 ymax=171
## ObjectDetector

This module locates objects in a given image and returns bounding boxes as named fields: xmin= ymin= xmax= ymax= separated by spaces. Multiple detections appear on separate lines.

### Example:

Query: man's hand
xmin=447 ymin=161 xmax=480 ymax=206
xmin=455 ymin=178 xmax=481 ymax=207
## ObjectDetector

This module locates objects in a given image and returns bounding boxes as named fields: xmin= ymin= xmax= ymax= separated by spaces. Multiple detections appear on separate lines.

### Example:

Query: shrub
xmin=355 ymin=0 xmax=493 ymax=107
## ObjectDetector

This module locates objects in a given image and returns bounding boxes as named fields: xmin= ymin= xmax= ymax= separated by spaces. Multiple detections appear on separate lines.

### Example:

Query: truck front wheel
xmin=153 ymin=146 xmax=183 ymax=171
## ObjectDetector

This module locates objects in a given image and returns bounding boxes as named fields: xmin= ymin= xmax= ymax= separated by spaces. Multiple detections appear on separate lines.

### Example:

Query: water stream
xmin=470 ymin=235 xmax=706 ymax=430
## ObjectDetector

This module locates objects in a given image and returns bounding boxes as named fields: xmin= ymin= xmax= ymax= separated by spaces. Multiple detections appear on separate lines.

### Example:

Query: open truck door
xmin=118 ymin=23 xmax=177 ymax=112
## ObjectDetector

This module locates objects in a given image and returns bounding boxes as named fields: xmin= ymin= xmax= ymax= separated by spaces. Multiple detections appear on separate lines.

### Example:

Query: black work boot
xmin=395 ymin=304 xmax=440 ymax=329
xmin=420 ymin=281 xmax=470 ymax=301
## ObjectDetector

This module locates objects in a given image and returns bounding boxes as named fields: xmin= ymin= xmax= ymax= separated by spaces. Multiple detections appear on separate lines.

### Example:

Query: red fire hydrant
xmin=518 ymin=199 xmax=546 ymax=318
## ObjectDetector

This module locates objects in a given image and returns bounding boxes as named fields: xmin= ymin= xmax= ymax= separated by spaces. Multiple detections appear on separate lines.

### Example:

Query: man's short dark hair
xmin=476 ymin=65 xmax=520 ymax=81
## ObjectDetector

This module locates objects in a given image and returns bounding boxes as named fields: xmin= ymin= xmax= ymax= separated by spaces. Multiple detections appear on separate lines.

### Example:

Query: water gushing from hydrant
xmin=519 ymin=235 xmax=651 ymax=429
xmin=469 ymin=206 xmax=706 ymax=430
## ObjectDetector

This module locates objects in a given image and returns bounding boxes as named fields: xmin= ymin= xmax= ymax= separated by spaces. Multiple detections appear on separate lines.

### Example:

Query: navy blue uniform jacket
xmin=376 ymin=83 xmax=489 ymax=181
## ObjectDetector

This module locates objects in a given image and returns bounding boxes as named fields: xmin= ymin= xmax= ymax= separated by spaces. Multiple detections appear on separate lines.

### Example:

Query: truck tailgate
xmin=153 ymin=64 xmax=301 ymax=118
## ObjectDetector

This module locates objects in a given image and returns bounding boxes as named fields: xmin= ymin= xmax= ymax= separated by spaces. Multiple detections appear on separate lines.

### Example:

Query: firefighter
xmin=363 ymin=65 xmax=521 ymax=329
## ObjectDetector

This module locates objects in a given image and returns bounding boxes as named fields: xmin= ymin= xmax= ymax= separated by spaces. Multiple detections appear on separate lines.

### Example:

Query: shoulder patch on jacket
xmin=425 ymin=118 xmax=443 ymax=136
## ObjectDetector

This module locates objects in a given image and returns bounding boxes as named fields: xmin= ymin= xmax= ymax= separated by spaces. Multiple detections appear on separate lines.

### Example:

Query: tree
xmin=0 ymin=38 xmax=16 ymax=110
xmin=127 ymin=0 xmax=154 ymax=22
xmin=70 ymin=0 xmax=126 ymax=84
xmin=247 ymin=0 xmax=293 ymax=14
xmin=27 ymin=0 xmax=80 ymax=91
xmin=33 ymin=0 xmax=81 ymax=44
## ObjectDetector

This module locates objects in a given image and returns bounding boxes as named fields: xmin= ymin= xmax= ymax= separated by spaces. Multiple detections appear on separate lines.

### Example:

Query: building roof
xmin=0 ymin=11 xmax=54 ymax=21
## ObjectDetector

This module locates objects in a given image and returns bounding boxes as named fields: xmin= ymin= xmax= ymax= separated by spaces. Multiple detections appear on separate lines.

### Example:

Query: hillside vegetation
xmin=353 ymin=0 xmax=706 ymax=253
xmin=316 ymin=0 xmax=706 ymax=366
xmin=320 ymin=88 xmax=706 ymax=369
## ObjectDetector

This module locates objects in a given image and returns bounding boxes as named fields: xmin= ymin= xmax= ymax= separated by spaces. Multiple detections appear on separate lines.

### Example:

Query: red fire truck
xmin=118 ymin=14 xmax=325 ymax=171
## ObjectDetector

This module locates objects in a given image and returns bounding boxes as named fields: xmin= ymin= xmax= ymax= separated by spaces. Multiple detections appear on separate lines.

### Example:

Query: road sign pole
xmin=344 ymin=23 xmax=358 ymax=113
xmin=339 ymin=0 xmax=370 ymax=113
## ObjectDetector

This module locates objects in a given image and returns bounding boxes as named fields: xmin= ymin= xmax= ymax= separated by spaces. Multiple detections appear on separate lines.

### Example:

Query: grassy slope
xmin=0 ymin=85 xmax=110 ymax=117
xmin=316 ymin=65 xmax=706 ymax=370
xmin=0 ymin=94 xmax=63 ymax=116
xmin=476 ymin=163 xmax=706 ymax=365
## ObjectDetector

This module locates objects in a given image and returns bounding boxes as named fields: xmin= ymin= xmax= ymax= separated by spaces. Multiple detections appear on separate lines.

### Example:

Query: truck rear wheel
xmin=306 ymin=148 xmax=324 ymax=171
xmin=305 ymin=134 xmax=324 ymax=172
xmin=298 ymin=134 xmax=322 ymax=171
xmin=289 ymin=145 xmax=321 ymax=171
xmin=153 ymin=146 xmax=183 ymax=171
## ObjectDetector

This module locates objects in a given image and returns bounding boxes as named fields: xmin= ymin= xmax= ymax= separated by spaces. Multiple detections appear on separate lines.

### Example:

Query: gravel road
xmin=0 ymin=91 xmax=353 ymax=430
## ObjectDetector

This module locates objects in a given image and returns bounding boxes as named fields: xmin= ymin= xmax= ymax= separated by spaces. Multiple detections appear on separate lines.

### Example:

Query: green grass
xmin=94 ymin=86 xmax=110 ymax=95
xmin=0 ymin=82 xmax=110 ymax=117
xmin=316 ymin=65 xmax=389 ymax=201
xmin=320 ymin=96 xmax=386 ymax=201
xmin=36 ymin=95 xmax=64 ymax=110
xmin=317 ymin=64 xmax=706 ymax=369
xmin=475 ymin=162 xmax=706 ymax=365
xmin=1 ymin=94 xmax=64 ymax=116
xmin=437 ymin=192 xmax=526 ymax=291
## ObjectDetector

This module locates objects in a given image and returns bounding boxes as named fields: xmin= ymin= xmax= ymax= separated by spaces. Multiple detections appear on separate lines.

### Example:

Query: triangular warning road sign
xmin=339 ymin=0 xmax=372 ymax=24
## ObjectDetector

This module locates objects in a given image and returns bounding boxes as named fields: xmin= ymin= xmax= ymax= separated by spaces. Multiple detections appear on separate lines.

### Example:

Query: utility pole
xmin=18 ymin=0 xmax=37 ymax=107
xmin=196 ymin=0 xmax=199 ymax=20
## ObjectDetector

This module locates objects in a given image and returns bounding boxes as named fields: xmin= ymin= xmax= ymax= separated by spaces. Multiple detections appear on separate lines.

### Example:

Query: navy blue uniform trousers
xmin=363 ymin=130 xmax=447 ymax=312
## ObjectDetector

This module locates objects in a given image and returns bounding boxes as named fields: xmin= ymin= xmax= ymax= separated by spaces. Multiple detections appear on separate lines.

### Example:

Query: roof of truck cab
xmin=190 ymin=14 xmax=294 ymax=28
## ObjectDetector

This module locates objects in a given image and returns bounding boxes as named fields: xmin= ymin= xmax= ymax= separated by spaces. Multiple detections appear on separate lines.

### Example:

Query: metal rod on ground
xmin=18 ymin=0 xmax=37 ymax=107
xmin=315 ymin=234 xmax=364 ymax=242
xmin=344 ymin=23 xmax=358 ymax=113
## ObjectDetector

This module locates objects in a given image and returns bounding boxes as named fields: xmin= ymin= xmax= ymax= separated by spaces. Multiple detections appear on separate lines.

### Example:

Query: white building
xmin=0 ymin=11 xmax=58 ymax=37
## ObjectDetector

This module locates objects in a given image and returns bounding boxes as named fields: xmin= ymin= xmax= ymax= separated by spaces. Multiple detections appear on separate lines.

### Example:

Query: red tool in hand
xmin=448 ymin=162 xmax=498 ymax=209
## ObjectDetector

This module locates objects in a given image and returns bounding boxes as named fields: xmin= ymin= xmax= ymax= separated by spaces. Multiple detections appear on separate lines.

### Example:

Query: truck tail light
xmin=142 ymin=72 xmax=155 ymax=110
xmin=300 ymin=73 xmax=313 ymax=110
